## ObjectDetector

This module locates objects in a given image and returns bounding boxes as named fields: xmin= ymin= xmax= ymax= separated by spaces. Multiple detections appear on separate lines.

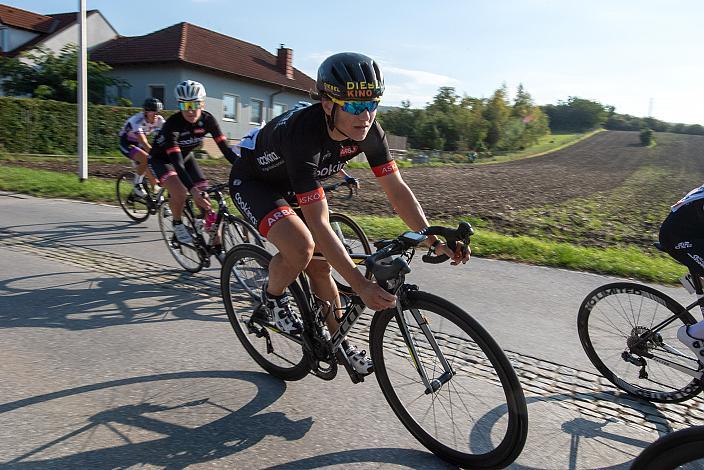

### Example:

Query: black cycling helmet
xmin=316 ymin=52 xmax=384 ymax=101
xmin=143 ymin=97 xmax=163 ymax=112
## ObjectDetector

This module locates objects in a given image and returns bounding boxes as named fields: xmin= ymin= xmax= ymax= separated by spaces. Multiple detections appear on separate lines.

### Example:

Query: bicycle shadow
xmin=477 ymin=391 xmax=677 ymax=470
xmin=0 ymin=370 xmax=450 ymax=469
xmin=0 ymin=271 xmax=228 ymax=331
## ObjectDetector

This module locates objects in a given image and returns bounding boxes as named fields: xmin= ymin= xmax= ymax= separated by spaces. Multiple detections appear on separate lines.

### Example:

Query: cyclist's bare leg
xmin=305 ymin=259 xmax=343 ymax=333
xmin=162 ymin=176 xmax=187 ymax=221
xmin=265 ymin=216 xmax=314 ymax=296
xmin=131 ymin=149 xmax=158 ymax=188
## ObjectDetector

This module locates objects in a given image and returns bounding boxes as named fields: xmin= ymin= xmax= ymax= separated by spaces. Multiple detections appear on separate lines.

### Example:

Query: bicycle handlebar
xmin=365 ymin=222 xmax=473 ymax=281
xmin=322 ymin=181 xmax=356 ymax=200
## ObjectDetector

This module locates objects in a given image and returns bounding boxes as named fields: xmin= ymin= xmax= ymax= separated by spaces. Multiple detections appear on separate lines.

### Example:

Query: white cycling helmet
xmin=175 ymin=80 xmax=206 ymax=101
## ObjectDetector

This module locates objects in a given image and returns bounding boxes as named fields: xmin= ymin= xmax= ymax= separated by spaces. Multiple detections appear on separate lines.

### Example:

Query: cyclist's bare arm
xmin=377 ymin=171 xmax=470 ymax=264
xmin=300 ymin=199 xmax=395 ymax=310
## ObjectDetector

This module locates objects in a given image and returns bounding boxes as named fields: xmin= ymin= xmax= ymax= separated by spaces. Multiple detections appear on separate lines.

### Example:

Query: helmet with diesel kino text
xmin=316 ymin=52 xmax=384 ymax=101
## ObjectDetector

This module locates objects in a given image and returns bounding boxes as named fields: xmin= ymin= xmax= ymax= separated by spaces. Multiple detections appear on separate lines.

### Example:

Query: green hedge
xmin=0 ymin=97 xmax=174 ymax=155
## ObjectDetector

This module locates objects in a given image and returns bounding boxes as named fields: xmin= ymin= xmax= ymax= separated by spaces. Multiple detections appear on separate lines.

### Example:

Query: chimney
xmin=277 ymin=44 xmax=294 ymax=80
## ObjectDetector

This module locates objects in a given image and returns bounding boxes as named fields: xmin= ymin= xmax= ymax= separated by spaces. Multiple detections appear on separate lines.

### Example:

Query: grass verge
xmin=0 ymin=165 xmax=683 ymax=284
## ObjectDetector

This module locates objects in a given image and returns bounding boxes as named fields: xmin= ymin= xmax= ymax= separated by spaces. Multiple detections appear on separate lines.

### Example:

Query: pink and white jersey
xmin=119 ymin=112 xmax=165 ymax=142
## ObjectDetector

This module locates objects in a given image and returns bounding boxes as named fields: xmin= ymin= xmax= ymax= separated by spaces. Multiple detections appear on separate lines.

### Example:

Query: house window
xmin=272 ymin=103 xmax=287 ymax=118
xmin=149 ymin=85 xmax=165 ymax=104
xmin=250 ymin=99 xmax=264 ymax=124
xmin=223 ymin=94 xmax=239 ymax=121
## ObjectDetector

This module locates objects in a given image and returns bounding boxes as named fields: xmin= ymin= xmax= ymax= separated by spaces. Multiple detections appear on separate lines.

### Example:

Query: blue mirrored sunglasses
xmin=330 ymin=97 xmax=380 ymax=115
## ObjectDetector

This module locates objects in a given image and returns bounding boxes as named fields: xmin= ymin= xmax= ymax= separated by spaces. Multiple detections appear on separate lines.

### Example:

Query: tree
xmin=483 ymin=85 xmax=511 ymax=148
xmin=544 ymin=97 xmax=608 ymax=131
xmin=0 ymin=44 xmax=128 ymax=104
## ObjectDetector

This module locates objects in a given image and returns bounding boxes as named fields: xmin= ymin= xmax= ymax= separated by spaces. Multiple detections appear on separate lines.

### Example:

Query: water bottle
xmin=204 ymin=210 xmax=217 ymax=232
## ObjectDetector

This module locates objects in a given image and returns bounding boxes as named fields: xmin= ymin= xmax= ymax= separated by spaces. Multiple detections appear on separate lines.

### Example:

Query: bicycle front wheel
xmin=221 ymin=215 xmax=264 ymax=251
xmin=370 ymin=290 xmax=528 ymax=469
xmin=329 ymin=212 xmax=372 ymax=293
xmin=578 ymin=282 xmax=702 ymax=403
xmin=157 ymin=201 xmax=205 ymax=273
xmin=631 ymin=425 xmax=704 ymax=469
xmin=116 ymin=171 xmax=150 ymax=222
xmin=220 ymin=244 xmax=310 ymax=381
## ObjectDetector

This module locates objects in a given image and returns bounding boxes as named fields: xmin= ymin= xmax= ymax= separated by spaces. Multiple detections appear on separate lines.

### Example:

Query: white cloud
xmin=382 ymin=65 xmax=460 ymax=108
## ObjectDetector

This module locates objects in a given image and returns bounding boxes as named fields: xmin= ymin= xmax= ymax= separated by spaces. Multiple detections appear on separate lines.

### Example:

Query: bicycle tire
xmin=631 ymin=425 xmax=704 ymax=469
xmin=578 ymin=282 xmax=702 ymax=403
xmin=116 ymin=171 xmax=151 ymax=222
xmin=221 ymin=244 xmax=310 ymax=381
xmin=370 ymin=290 xmax=528 ymax=468
xmin=328 ymin=212 xmax=372 ymax=293
xmin=157 ymin=200 xmax=205 ymax=273
xmin=221 ymin=215 xmax=264 ymax=252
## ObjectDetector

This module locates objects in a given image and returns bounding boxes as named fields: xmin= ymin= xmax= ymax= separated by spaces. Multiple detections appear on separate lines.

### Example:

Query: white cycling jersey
xmin=119 ymin=112 xmax=165 ymax=142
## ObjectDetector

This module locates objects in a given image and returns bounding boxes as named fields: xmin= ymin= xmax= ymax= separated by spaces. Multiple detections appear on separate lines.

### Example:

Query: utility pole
xmin=648 ymin=97 xmax=654 ymax=118
xmin=77 ymin=0 xmax=88 ymax=181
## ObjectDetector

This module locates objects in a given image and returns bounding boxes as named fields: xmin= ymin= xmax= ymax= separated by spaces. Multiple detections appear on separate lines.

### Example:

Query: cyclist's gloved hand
xmin=343 ymin=175 xmax=360 ymax=189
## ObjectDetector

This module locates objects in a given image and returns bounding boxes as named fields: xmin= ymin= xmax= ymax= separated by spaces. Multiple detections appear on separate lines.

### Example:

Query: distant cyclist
xmin=148 ymin=80 xmax=238 ymax=244
xmin=659 ymin=183 xmax=704 ymax=358
xmin=229 ymin=52 xmax=469 ymax=375
xmin=119 ymin=98 xmax=165 ymax=197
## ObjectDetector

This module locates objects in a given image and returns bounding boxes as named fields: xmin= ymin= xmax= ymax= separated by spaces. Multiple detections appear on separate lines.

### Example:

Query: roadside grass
xmin=352 ymin=214 xmax=682 ymax=284
xmin=0 ymin=162 xmax=684 ymax=284
xmin=0 ymin=166 xmax=116 ymax=202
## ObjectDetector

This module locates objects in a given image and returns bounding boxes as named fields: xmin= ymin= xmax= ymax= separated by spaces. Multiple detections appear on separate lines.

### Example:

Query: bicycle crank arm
xmin=334 ymin=349 xmax=364 ymax=384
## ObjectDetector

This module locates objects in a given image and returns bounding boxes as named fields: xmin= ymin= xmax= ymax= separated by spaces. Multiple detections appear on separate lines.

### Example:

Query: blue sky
xmin=12 ymin=0 xmax=704 ymax=124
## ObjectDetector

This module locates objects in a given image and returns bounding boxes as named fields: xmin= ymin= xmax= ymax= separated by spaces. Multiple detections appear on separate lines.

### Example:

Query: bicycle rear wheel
xmin=370 ymin=290 xmax=528 ymax=469
xmin=578 ymin=282 xmax=702 ymax=403
xmin=631 ymin=425 xmax=704 ymax=469
xmin=328 ymin=212 xmax=372 ymax=293
xmin=220 ymin=244 xmax=310 ymax=381
xmin=157 ymin=201 xmax=205 ymax=273
xmin=116 ymin=171 xmax=150 ymax=222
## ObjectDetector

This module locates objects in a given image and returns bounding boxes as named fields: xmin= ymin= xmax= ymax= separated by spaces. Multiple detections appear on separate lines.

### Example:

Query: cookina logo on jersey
xmin=233 ymin=192 xmax=257 ymax=226
xmin=317 ymin=161 xmax=346 ymax=178
xmin=257 ymin=151 xmax=280 ymax=166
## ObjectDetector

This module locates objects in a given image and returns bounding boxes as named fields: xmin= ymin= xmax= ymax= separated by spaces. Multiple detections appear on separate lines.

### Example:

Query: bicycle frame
xmin=297 ymin=247 xmax=457 ymax=389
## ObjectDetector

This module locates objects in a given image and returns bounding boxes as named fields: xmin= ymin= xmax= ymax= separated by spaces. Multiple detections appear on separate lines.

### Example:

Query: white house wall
xmin=40 ymin=12 xmax=117 ymax=55
xmin=107 ymin=64 xmax=312 ymax=141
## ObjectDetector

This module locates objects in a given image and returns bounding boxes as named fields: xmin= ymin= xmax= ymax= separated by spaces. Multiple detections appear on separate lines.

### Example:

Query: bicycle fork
xmin=393 ymin=302 xmax=456 ymax=394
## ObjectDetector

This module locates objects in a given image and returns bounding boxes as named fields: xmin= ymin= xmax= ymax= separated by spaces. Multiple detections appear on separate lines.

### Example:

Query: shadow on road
xmin=0 ymin=370 xmax=447 ymax=469
xmin=0 ymin=271 xmax=225 ymax=330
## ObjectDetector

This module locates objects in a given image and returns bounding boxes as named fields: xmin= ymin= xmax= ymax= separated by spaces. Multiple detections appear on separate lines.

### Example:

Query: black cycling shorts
xmin=148 ymin=153 xmax=207 ymax=188
xmin=119 ymin=135 xmax=145 ymax=160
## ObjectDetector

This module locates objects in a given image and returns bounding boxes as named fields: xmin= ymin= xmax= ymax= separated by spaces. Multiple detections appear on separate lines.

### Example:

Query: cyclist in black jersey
xmin=149 ymin=80 xmax=238 ymax=244
xmin=229 ymin=52 xmax=470 ymax=374
xmin=660 ymin=184 xmax=704 ymax=359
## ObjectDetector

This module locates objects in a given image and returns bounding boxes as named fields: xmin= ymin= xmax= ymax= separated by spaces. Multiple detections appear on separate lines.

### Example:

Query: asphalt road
xmin=1 ymin=192 xmax=702 ymax=469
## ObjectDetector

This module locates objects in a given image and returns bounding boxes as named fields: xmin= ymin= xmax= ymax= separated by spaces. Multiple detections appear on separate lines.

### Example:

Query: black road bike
xmin=116 ymin=170 xmax=168 ymax=222
xmin=221 ymin=222 xmax=529 ymax=468
xmin=578 ymin=242 xmax=704 ymax=403
xmin=158 ymin=183 xmax=263 ymax=274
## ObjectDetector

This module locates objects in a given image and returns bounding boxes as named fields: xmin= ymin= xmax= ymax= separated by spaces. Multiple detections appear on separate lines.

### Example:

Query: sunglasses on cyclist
xmin=178 ymin=100 xmax=204 ymax=111
xmin=330 ymin=96 xmax=380 ymax=115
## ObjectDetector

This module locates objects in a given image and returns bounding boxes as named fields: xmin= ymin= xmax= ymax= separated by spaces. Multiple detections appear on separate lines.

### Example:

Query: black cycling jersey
xmin=659 ymin=185 xmax=704 ymax=276
xmin=231 ymin=103 xmax=396 ymax=204
xmin=150 ymin=110 xmax=236 ymax=189
xmin=229 ymin=103 xmax=397 ymax=236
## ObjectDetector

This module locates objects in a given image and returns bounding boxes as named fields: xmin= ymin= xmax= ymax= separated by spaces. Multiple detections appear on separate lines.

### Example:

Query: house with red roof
xmin=0 ymin=3 xmax=316 ymax=142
